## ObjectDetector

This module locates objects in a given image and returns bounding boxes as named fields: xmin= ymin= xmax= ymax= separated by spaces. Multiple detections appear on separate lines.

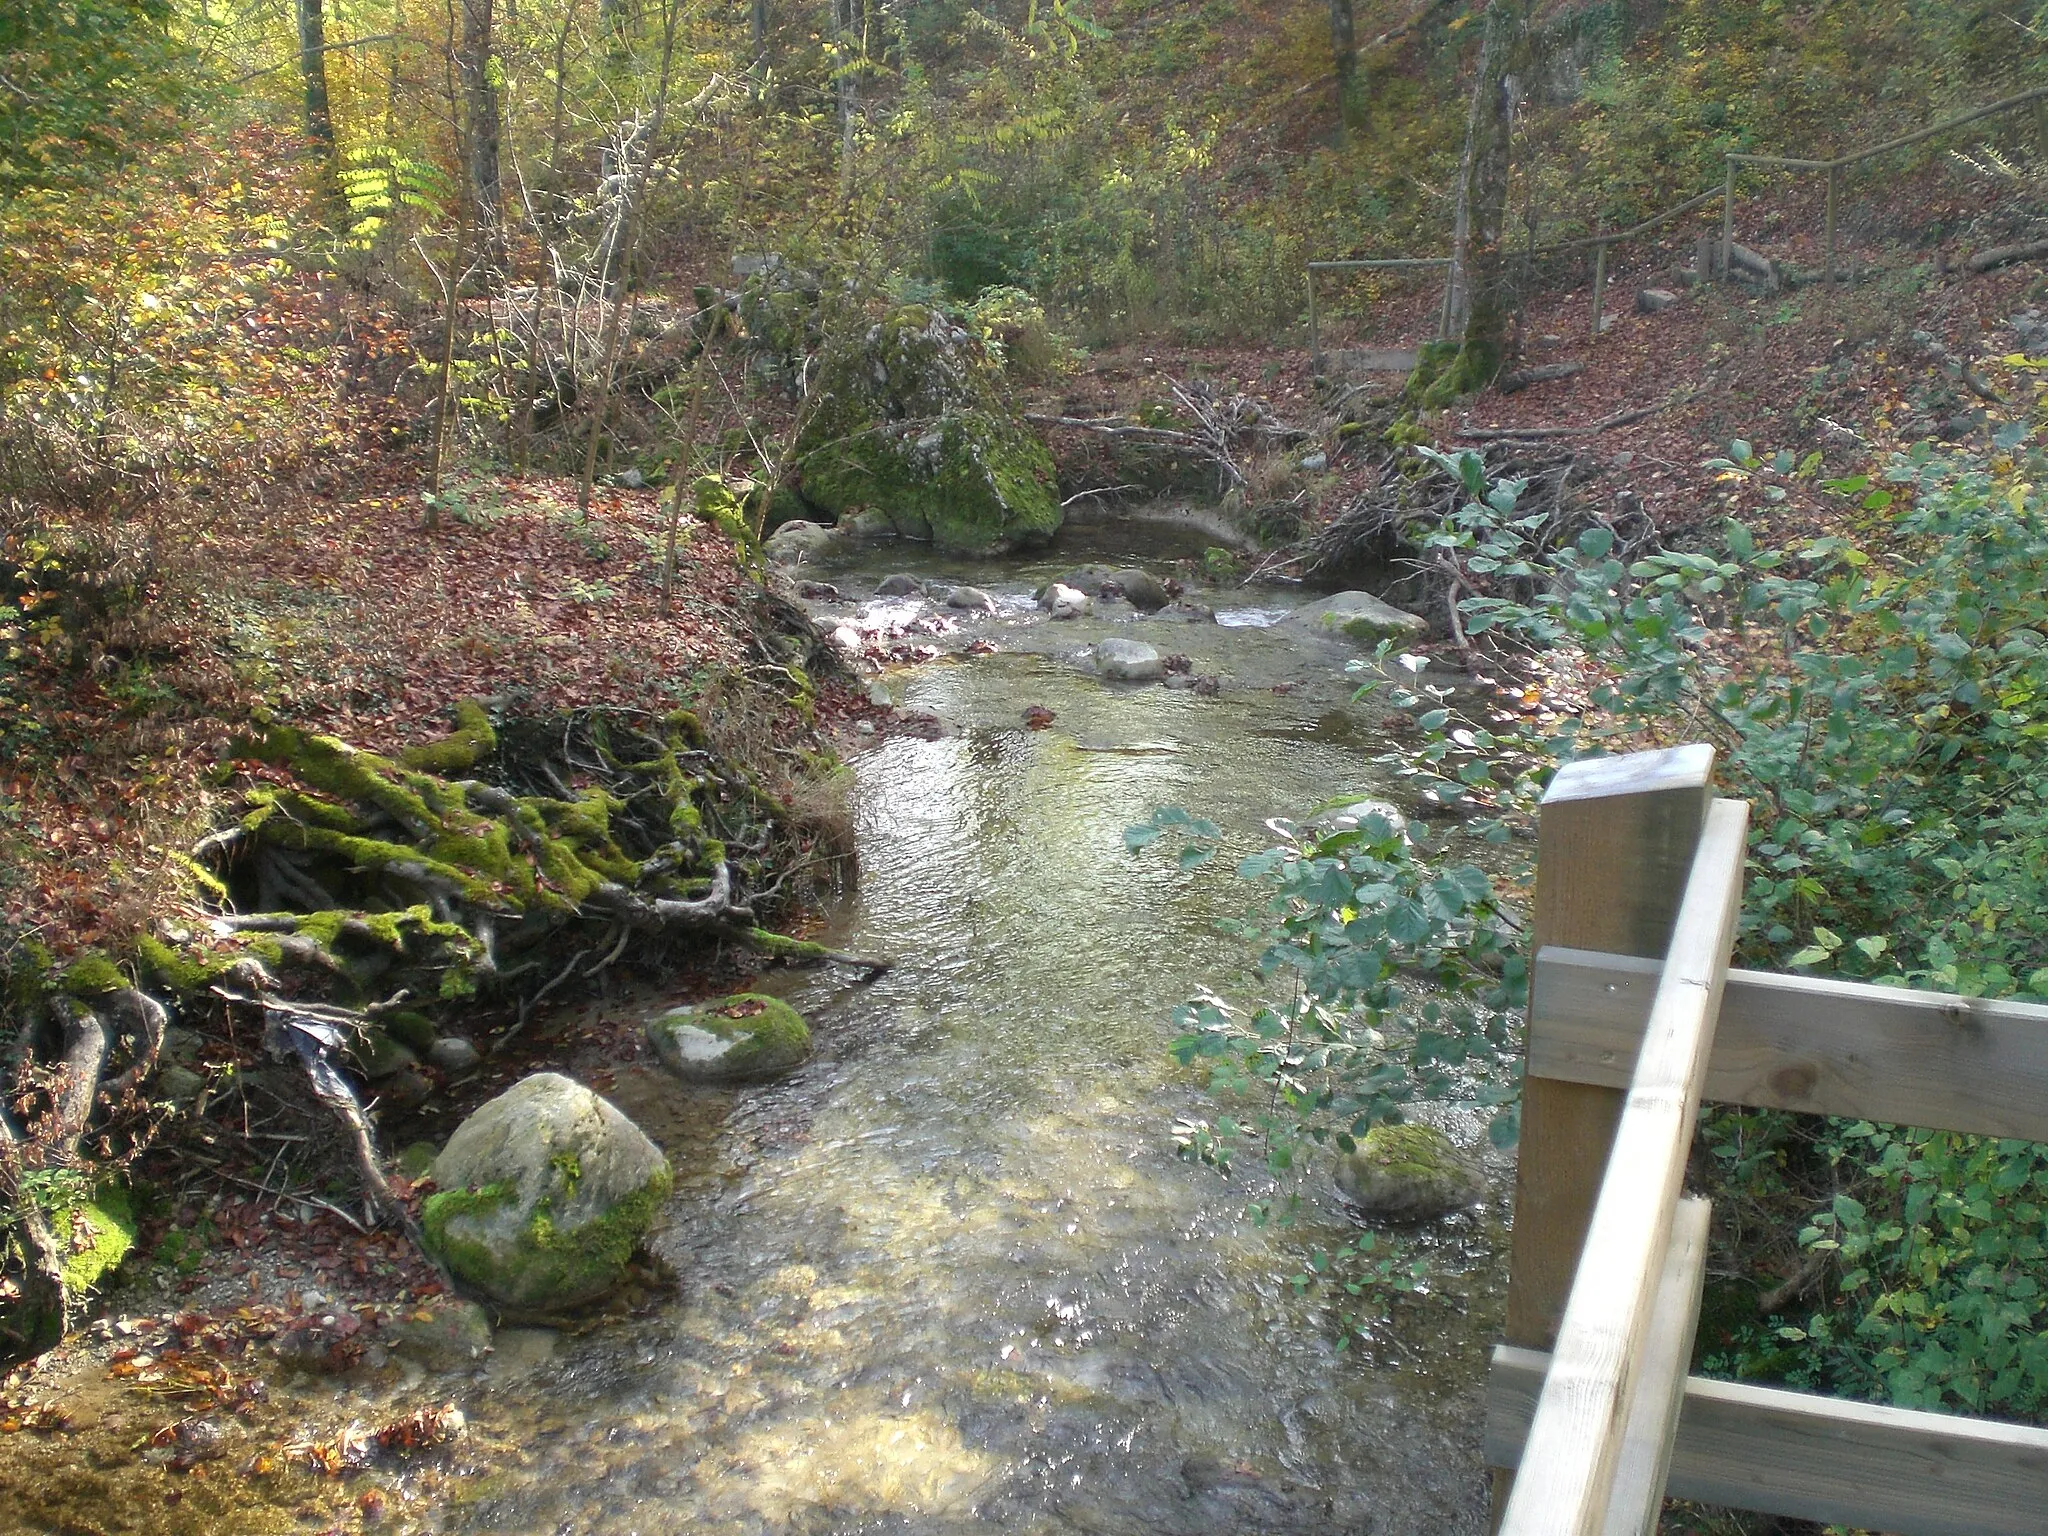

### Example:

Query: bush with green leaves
xmin=1365 ymin=427 xmax=2048 ymax=1419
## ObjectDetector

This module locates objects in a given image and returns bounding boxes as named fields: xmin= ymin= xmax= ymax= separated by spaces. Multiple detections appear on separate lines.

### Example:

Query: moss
xmin=423 ymin=1164 xmax=673 ymax=1312
xmin=246 ymin=726 xmax=441 ymax=836
xmin=383 ymin=1010 xmax=439 ymax=1053
xmin=400 ymin=700 xmax=498 ymax=773
xmin=136 ymin=933 xmax=235 ymax=996
xmin=59 ymin=953 xmax=126 ymax=997
xmin=55 ymin=1183 xmax=135 ymax=1295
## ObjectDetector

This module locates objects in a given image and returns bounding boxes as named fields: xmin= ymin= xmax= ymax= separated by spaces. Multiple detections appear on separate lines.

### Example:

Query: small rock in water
xmin=1045 ymin=582 xmax=1092 ymax=620
xmin=1335 ymin=1124 xmax=1485 ymax=1221
xmin=855 ymin=720 xmax=876 ymax=735
xmin=649 ymin=994 xmax=812 ymax=1083
xmin=1057 ymin=565 xmax=1121 ymax=596
xmin=797 ymin=580 xmax=840 ymax=601
xmin=1158 ymin=599 xmax=1216 ymax=623
xmin=1192 ymin=675 xmax=1221 ymax=696
xmin=866 ymin=680 xmax=893 ymax=708
xmin=762 ymin=520 xmax=840 ymax=564
xmin=1094 ymin=638 xmax=1165 ymax=682
xmin=830 ymin=624 xmax=864 ymax=655
xmin=944 ymin=584 xmax=997 ymax=613
xmin=382 ymin=1295 xmax=493 ymax=1370
xmin=1280 ymin=591 xmax=1427 ymax=646
xmin=1162 ymin=673 xmax=1197 ymax=691
xmin=1109 ymin=568 xmax=1171 ymax=612
xmin=1163 ymin=653 xmax=1193 ymax=675
xmin=1023 ymin=704 xmax=1056 ymax=730
xmin=875 ymin=573 xmax=925 ymax=597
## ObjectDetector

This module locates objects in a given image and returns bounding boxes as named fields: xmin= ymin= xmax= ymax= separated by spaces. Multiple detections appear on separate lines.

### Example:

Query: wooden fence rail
xmin=1306 ymin=85 xmax=2048 ymax=367
xmin=1487 ymin=746 xmax=2048 ymax=1535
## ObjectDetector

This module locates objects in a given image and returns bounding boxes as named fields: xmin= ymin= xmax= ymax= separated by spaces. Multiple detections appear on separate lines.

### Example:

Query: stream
xmin=7 ymin=521 xmax=1510 ymax=1535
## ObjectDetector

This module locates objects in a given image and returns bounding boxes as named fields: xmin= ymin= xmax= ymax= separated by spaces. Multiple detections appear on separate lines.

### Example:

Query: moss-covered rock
xmin=1334 ymin=1123 xmax=1485 ymax=1221
xmin=793 ymin=305 xmax=1060 ymax=556
xmin=648 ymin=993 xmax=811 ymax=1083
xmin=1279 ymin=591 xmax=1429 ymax=647
xmin=423 ymin=1073 xmax=672 ymax=1312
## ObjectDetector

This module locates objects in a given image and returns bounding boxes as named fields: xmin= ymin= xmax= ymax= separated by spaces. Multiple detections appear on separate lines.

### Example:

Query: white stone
xmin=1095 ymin=638 xmax=1165 ymax=681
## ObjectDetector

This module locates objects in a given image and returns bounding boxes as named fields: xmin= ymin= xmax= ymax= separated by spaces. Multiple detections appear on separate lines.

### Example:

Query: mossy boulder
xmin=1334 ymin=1123 xmax=1486 ymax=1221
xmin=793 ymin=305 xmax=1060 ymax=556
xmin=423 ymin=1073 xmax=672 ymax=1312
xmin=1280 ymin=591 xmax=1429 ymax=647
xmin=648 ymin=993 xmax=811 ymax=1083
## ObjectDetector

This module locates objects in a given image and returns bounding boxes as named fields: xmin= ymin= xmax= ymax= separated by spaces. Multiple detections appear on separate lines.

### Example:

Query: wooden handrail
xmin=1499 ymin=796 xmax=1750 ymax=1536
xmin=1531 ymin=948 xmax=2048 ymax=1141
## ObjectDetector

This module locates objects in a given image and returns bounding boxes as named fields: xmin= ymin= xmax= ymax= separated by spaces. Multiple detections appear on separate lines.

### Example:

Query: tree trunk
xmin=1330 ymin=0 xmax=1358 ymax=140
xmin=461 ymin=0 xmax=502 ymax=234
xmin=1432 ymin=0 xmax=1520 ymax=404
xmin=296 ymin=0 xmax=335 ymax=147
xmin=833 ymin=0 xmax=858 ymax=196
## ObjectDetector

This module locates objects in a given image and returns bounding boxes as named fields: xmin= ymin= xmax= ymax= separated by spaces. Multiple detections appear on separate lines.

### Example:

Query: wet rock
xmin=350 ymin=1028 xmax=418 ymax=1080
xmin=1162 ymin=673 xmax=1197 ymax=690
xmin=830 ymin=624 xmax=864 ymax=655
xmin=1192 ymin=675 xmax=1221 ymax=697
xmin=1334 ymin=1123 xmax=1485 ymax=1221
xmin=762 ymin=520 xmax=841 ymax=564
xmin=423 ymin=1072 xmax=672 ymax=1312
xmin=1279 ymin=590 xmax=1428 ymax=646
xmin=427 ymin=1036 xmax=481 ymax=1075
xmin=1023 ymin=704 xmax=1055 ymax=730
xmin=1158 ymin=599 xmax=1216 ymax=623
xmin=373 ymin=1062 xmax=434 ymax=1111
xmin=1044 ymin=582 xmax=1092 ymax=620
xmin=796 ymin=580 xmax=841 ymax=601
xmin=382 ymin=1295 xmax=493 ymax=1371
xmin=876 ymin=573 xmax=925 ymax=597
xmin=1636 ymin=287 xmax=1680 ymax=314
xmin=396 ymin=1141 xmax=440 ymax=1179
xmin=839 ymin=507 xmax=897 ymax=540
xmin=866 ymin=681 xmax=893 ymax=708
xmin=1110 ymin=568 xmax=1170 ymax=611
xmin=1309 ymin=799 xmax=1408 ymax=839
xmin=945 ymin=584 xmax=997 ymax=613
xmin=648 ymin=993 xmax=812 ymax=1083
xmin=1057 ymin=564 xmax=1121 ymax=596
xmin=1094 ymin=638 xmax=1164 ymax=682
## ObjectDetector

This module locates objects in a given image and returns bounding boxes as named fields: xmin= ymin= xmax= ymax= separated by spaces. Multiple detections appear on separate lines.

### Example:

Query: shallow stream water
xmin=10 ymin=523 xmax=1509 ymax=1535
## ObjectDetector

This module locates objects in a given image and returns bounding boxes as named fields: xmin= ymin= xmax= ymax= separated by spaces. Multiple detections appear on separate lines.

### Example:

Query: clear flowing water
xmin=436 ymin=533 xmax=1507 ymax=1535
xmin=6 ymin=528 xmax=1508 ymax=1536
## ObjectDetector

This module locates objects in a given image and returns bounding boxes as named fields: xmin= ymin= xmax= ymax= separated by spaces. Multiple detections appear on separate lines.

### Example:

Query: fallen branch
xmin=1909 ymin=329 xmax=2006 ymax=405
xmin=1966 ymin=237 xmax=2048 ymax=275
xmin=1454 ymin=393 xmax=1683 ymax=441
xmin=1495 ymin=361 xmax=1584 ymax=395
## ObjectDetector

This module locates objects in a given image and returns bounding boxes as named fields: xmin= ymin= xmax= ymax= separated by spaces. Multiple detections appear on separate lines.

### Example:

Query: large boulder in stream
xmin=423 ymin=1073 xmax=672 ymax=1312
xmin=649 ymin=993 xmax=812 ymax=1083
xmin=793 ymin=305 xmax=1061 ymax=555
xmin=1334 ymin=1123 xmax=1485 ymax=1221
xmin=1279 ymin=591 xmax=1428 ymax=647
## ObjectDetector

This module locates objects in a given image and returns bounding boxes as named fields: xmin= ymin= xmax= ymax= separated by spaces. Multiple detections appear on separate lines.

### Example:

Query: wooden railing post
xmin=1490 ymin=745 xmax=1716 ymax=1523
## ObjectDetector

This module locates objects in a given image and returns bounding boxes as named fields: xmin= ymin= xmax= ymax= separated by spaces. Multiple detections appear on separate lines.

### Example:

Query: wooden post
xmin=1589 ymin=240 xmax=1608 ymax=339
xmin=1489 ymin=745 xmax=1716 ymax=1527
xmin=1308 ymin=266 xmax=1322 ymax=372
xmin=1823 ymin=165 xmax=1837 ymax=286
xmin=1719 ymin=160 xmax=1736 ymax=279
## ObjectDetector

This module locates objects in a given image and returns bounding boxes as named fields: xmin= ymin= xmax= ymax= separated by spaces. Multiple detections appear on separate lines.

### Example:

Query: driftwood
xmin=1966 ymin=238 xmax=2048 ymax=275
xmin=1496 ymin=361 xmax=1585 ymax=395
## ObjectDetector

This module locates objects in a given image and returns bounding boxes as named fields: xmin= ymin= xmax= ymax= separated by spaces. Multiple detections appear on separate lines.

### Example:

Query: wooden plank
xmin=1499 ymin=797 xmax=1750 ymax=1536
xmin=1488 ymin=1348 xmax=2048 ymax=1536
xmin=1531 ymin=950 xmax=2048 ymax=1142
xmin=1507 ymin=744 xmax=1715 ymax=1352
xmin=1493 ymin=747 xmax=1716 ymax=1525
xmin=1601 ymin=1197 xmax=1710 ymax=1536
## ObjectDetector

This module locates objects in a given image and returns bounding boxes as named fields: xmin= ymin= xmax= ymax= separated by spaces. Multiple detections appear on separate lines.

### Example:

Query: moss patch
xmin=55 ymin=1184 xmax=135 ymax=1295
